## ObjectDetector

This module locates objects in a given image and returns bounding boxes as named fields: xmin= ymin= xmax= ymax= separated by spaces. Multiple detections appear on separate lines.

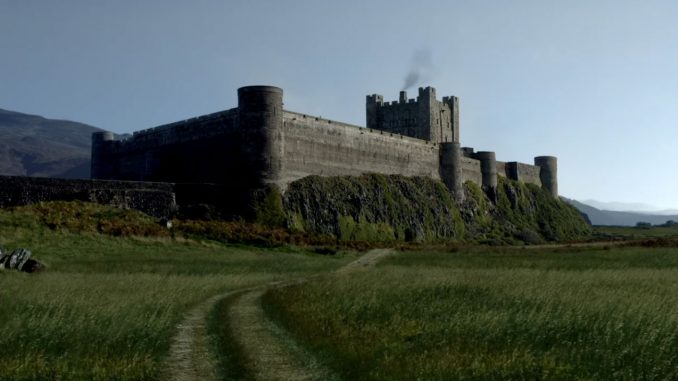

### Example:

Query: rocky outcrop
xmin=283 ymin=174 xmax=590 ymax=244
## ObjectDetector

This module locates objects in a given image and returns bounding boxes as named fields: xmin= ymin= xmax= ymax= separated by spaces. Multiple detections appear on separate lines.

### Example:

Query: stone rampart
xmin=460 ymin=157 xmax=482 ymax=184
xmin=89 ymin=85 xmax=559 ymax=216
xmin=93 ymin=110 xmax=241 ymax=184
xmin=281 ymin=111 xmax=440 ymax=186
xmin=505 ymin=162 xmax=542 ymax=186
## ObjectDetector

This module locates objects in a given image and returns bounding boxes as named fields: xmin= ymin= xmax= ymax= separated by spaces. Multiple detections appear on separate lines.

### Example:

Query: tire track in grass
xmin=164 ymin=249 xmax=394 ymax=380
xmin=227 ymin=249 xmax=394 ymax=380
xmin=162 ymin=290 xmax=245 ymax=381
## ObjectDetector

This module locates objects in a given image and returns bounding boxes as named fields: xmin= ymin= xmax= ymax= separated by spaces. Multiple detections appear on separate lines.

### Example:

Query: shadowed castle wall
xmin=0 ymin=175 xmax=176 ymax=218
xmin=91 ymin=85 xmax=558 ymax=213
xmin=93 ymin=109 xmax=241 ymax=183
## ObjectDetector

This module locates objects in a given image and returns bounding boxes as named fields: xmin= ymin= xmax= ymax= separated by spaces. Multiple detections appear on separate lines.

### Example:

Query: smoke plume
xmin=402 ymin=49 xmax=435 ymax=91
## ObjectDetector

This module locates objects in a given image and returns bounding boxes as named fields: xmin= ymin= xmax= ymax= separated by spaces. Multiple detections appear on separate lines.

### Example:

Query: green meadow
xmin=0 ymin=203 xmax=351 ymax=381
xmin=3 ymin=202 xmax=678 ymax=380
xmin=264 ymin=246 xmax=678 ymax=380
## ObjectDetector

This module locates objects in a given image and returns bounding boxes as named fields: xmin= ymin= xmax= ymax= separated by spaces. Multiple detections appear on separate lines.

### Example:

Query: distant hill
xmin=0 ymin=108 xmax=104 ymax=179
xmin=581 ymin=199 xmax=678 ymax=215
xmin=565 ymin=198 xmax=678 ymax=226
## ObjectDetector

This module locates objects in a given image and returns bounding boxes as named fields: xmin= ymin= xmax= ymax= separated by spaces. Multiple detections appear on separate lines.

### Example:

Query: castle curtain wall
xmin=504 ymin=162 xmax=542 ymax=187
xmin=460 ymin=157 xmax=482 ymax=185
xmin=280 ymin=111 xmax=440 ymax=187
xmin=97 ymin=110 xmax=242 ymax=184
xmin=91 ymin=85 xmax=555 ymax=204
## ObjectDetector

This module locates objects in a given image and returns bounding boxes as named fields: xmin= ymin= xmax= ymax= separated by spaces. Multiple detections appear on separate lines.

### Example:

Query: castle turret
xmin=366 ymin=94 xmax=384 ymax=130
xmin=237 ymin=85 xmax=284 ymax=188
xmin=91 ymin=131 xmax=115 ymax=179
xmin=417 ymin=86 xmax=436 ymax=141
xmin=534 ymin=156 xmax=558 ymax=198
xmin=440 ymin=142 xmax=464 ymax=202
xmin=442 ymin=95 xmax=460 ymax=143
xmin=475 ymin=151 xmax=497 ymax=190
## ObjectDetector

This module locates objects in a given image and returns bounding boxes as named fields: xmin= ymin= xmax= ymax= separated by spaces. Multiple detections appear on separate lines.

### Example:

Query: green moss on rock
xmin=251 ymin=185 xmax=286 ymax=227
xmin=283 ymin=174 xmax=590 ymax=244
xmin=463 ymin=177 xmax=592 ymax=244
xmin=284 ymin=174 xmax=465 ymax=243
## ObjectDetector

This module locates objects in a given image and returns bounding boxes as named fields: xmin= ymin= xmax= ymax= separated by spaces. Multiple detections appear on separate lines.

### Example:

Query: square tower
xmin=366 ymin=86 xmax=459 ymax=144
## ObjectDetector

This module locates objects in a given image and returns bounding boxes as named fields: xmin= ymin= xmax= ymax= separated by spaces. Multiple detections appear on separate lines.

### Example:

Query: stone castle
xmin=90 ymin=85 xmax=558 ymax=207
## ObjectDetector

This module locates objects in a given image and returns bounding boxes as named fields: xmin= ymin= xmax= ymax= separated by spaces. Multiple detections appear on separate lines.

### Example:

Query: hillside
xmin=0 ymin=108 xmax=103 ymax=178
xmin=566 ymin=198 xmax=678 ymax=226
xmin=282 ymin=174 xmax=591 ymax=244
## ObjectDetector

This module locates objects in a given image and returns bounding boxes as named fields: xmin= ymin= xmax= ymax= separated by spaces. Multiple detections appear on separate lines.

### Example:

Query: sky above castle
xmin=2 ymin=0 xmax=677 ymax=209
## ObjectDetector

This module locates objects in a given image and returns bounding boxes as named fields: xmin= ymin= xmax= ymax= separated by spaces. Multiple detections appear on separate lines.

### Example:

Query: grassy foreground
xmin=264 ymin=246 xmax=678 ymax=380
xmin=0 ymin=203 xmax=351 ymax=381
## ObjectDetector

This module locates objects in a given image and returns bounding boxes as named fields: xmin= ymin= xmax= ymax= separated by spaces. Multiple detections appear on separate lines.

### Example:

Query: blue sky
xmin=2 ymin=0 xmax=678 ymax=208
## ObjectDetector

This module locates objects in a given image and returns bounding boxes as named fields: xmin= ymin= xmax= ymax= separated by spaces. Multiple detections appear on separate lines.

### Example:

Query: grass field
xmin=264 ymin=246 xmax=678 ymax=380
xmin=5 ymin=201 xmax=678 ymax=380
xmin=0 ymin=204 xmax=352 ymax=381
xmin=594 ymin=224 xmax=678 ymax=240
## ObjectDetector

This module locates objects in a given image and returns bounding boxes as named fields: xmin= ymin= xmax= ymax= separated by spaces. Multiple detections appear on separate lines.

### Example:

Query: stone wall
xmin=0 ymin=176 xmax=176 ymax=218
xmin=460 ymin=157 xmax=482 ymax=184
xmin=89 ymin=85 xmax=558 ymax=207
xmin=93 ymin=109 xmax=241 ymax=184
xmin=505 ymin=162 xmax=542 ymax=186
xmin=496 ymin=161 xmax=507 ymax=178
xmin=281 ymin=111 xmax=440 ymax=187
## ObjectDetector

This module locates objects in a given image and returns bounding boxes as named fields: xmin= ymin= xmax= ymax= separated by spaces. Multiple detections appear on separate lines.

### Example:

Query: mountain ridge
xmin=565 ymin=198 xmax=678 ymax=226
xmin=0 ymin=108 xmax=104 ymax=178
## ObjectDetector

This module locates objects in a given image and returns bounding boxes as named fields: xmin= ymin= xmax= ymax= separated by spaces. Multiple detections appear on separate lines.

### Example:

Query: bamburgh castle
xmin=90 ymin=85 xmax=557 ymax=208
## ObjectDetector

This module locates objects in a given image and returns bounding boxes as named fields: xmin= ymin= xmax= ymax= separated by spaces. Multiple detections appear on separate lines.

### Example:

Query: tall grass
xmin=0 ymin=204 xmax=350 ymax=380
xmin=264 ymin=247 xmax=678 ymax=380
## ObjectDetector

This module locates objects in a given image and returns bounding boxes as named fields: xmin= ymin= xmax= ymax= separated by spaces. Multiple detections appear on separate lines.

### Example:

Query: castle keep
xmin=91 ymin=86 xmax=558 ymax=205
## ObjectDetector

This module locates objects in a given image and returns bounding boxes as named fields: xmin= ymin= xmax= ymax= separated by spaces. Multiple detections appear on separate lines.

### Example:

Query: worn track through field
xmin=162 ymin=289 xmax=252 ymax=381
xmin=163 ymin=249 xmax=394 ymax=381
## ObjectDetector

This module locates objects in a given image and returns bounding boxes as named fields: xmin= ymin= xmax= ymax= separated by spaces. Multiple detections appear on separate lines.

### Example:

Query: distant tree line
xmin=635 ymin=220 xmax=678 ymax=228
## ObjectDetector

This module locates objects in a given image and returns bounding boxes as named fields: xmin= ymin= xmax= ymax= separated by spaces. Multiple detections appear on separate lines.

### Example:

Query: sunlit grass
xmin=264 ymin=247 xmax=678 ymax=380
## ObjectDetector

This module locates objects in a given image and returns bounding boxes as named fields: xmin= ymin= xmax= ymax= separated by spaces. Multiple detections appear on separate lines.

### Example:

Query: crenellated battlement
xmin=91 ymin=85 xmax=558 ymax=209
xmin=366 ymin=86 xmax=459 ymax=144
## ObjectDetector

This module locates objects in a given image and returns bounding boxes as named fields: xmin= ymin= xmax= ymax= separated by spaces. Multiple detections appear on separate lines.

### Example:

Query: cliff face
xmin=282 ymin=174 xmax=590 ymax=244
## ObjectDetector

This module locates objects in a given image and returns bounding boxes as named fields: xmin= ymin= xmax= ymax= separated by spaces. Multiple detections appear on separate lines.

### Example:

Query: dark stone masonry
xmin=0 ymin=85 xmax=558 ymax=219
xmin=91 ymin=85 xmax=558 ymax=202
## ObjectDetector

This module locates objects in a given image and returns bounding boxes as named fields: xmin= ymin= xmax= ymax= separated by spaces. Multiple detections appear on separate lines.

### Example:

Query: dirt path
xmin=163 ymin=249 xmax=394 ymax=381
xmin=227 ymin=289 xmax=322 ymax=380
xmin=335 ymin=248 xmax=394 ymax=274
xmin=162 ymin=290 xmax=247 ymax=381
xmin=227 ymin=248 xmax=395 ymax=380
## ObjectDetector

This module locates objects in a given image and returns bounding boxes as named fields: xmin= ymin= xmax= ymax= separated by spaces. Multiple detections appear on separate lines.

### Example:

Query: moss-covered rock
xmin=282 ymin=174 xmax=591 ymax=244
xmin=284 ymin=174 xmax=465 ymax=242
xmin=463 ymin=177 xmax=592 ymax=244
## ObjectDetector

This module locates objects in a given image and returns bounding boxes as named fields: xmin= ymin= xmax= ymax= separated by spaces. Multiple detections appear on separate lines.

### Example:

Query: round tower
xmin=91 ymin=131 xmax=115 ymax=179
xmin=474 ymin=151 xmax=497 ymax=190
xmin=237 ymin=86 xmax=284 ymax=188
xmin=534 ymin=156 xmax=558 ymax=198
xmin=440 ymin=142 xmax=464 ymax=203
